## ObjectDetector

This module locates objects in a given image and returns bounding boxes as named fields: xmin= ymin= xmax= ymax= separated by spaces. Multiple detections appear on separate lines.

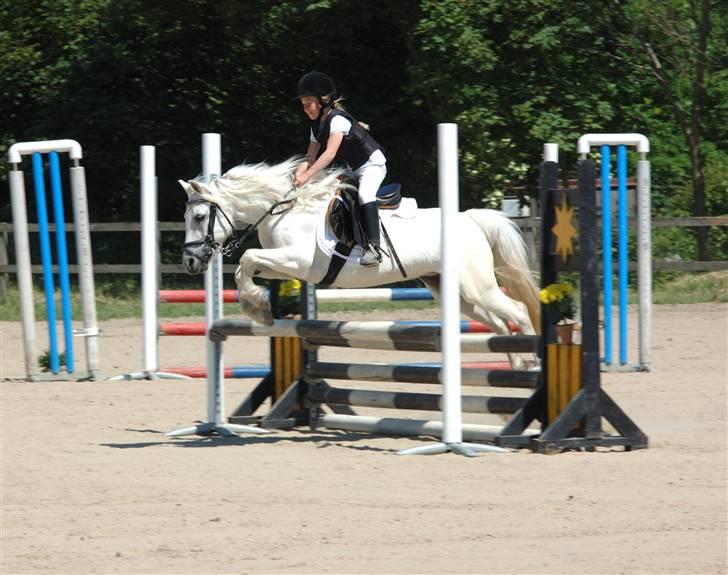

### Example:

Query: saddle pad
xmin=316 ymin=196 xmax=418 ymax=262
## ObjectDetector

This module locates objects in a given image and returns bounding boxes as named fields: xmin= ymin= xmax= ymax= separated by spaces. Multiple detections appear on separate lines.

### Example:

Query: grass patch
xmin=651 ymin=271 xmax=727 ymax=304
xmin=0 ymin=271 xmax=724 ymax=322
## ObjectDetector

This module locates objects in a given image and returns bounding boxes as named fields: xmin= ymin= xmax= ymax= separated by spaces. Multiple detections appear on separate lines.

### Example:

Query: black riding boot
xmin=359 ymin=201 xmax=382 ymax=267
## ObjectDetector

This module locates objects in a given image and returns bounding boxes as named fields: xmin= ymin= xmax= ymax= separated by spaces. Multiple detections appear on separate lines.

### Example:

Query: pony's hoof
xmin=239 ymin=300 xmax=269 ymax=325
xmin=243 ymin=303 xmax=274 ymax=325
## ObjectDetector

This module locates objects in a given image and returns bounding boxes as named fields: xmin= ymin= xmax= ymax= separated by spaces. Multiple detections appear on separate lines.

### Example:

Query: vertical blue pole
xmin=617 ymin=145 xmax=628 ymax=365
xmin=32 ymin=153 xmax=60 ymax=374
xmin=600 ymin=145 xmax=613 ymax=365
xmin=49 ymin=152 xmax=75 ymax=373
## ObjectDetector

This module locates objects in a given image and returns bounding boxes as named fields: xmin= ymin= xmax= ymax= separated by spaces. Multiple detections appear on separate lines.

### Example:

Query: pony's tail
xmin=466 ymin=209 xmax=541 ymax=333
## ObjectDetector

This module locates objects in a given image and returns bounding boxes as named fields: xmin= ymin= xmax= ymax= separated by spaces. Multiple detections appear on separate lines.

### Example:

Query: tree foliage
xmin=1 ymin=0 xmax=725 ymax=260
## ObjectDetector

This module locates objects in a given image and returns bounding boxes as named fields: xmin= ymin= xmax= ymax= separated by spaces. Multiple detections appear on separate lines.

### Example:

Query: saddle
xmin=319 ymin=183 xmax=406 ymax=286
xmin=326 ymin=183 xmax=402 ymax=247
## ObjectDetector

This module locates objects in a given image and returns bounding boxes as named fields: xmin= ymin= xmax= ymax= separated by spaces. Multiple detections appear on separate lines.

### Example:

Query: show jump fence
xmin=177 ymin=131 xmax=648 ymax=454
xmin=577 ymin=134 xmax=652 ymax=371
xmin=7 ymin=140 xmax=99 ymax=381
xmin=495 ymin=138 xmax=648 ymax=451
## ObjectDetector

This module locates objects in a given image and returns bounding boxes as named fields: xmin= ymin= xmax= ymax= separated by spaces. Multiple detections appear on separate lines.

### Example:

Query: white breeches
xmin=355 ymin=161 xmax=387 ymax=205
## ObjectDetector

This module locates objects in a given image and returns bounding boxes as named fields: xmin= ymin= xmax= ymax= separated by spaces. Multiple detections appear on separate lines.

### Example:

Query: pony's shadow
xmin=100 ymin=425 xmax=427 ymax=454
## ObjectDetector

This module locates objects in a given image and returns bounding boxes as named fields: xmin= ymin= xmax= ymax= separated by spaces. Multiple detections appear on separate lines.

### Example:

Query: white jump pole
xmin=167 ymin=134 xmax=267 ymax=437
xmin=399 ymin=123 xmax=507 ymax=456
xmin=111 ymin=147 xmax=188 ymax=381
xmin=141 ymin=145 xmax=158 ymax=376
xmin=8 ymin=166 xmax=38 ymax=378
xmin=203 ymin=133 xmax=226 ymax=426
xmin=69 ymin=153 xmax=100 ymax=379
xmin=636 ymin=155 xmax=652 ymax=370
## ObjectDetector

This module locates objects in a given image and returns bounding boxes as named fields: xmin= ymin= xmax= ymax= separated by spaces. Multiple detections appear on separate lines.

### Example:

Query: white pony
xmin=180 ymin=158 xmax=540 ymax=367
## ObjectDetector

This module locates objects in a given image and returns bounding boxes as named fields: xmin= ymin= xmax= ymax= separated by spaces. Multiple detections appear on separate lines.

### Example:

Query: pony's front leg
xmin=234 ymin=264 xmax=273 ymax=325
xmin=235 ymin=247 xmax=307 ymax=325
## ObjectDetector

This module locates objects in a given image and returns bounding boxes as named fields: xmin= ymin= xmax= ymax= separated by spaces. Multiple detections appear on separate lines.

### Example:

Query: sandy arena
xmin=1 ymin=303 xmax=726 ymax=574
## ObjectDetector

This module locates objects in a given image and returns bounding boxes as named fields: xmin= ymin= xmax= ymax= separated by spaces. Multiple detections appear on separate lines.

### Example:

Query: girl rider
xmin=293 ymin=71 xmax=386 ymax=267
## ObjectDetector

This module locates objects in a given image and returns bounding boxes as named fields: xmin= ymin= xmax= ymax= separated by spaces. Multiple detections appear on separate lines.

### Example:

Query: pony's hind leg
xmin=422 ymin=276 xmax=526 ymax=334
xmin=422 ymin=276 xmax=534 ymax=369
xmin=461 ymin=279 xmax=538 ymax=370
xmin=466 ymin=299 xmax=540 ymax=370
xmin=459 ymin=297 xmax=526 ymax=369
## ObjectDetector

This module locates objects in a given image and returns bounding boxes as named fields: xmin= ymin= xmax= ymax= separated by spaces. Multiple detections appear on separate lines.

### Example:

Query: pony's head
xmin=180 ymin=178 xmax=235 ymax=274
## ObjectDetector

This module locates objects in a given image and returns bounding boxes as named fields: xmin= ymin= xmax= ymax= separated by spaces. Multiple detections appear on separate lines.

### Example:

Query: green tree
xmin=614 ymin=0 xmax=727 ymax=260
xmin=408 ymin=0 xmax=638 ymax=206
xmin=2 ymin=0 xmax=724 ymax=267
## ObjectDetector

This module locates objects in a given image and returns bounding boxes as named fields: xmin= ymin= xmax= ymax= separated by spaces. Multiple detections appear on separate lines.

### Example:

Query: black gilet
xmin=311 ymin=108 xmax=383 ymax=170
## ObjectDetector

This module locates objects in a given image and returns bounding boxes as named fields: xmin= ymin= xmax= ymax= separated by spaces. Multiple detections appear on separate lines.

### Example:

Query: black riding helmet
xmin=296 ymin=70 xmax=336 ymax=99
xmin=295 ymin=71 xmax=337 ymax=117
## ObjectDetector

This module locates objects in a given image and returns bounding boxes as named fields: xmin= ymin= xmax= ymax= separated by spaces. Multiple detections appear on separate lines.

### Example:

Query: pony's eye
xmin=194 ymin=213 xmax=206 ymax=223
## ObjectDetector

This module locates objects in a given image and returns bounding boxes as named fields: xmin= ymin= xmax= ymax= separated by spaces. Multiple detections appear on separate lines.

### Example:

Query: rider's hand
xmin=294 ymin=162 xmax=309 ymax=186
xmin=294 ymin=172 xmax=310 ymax=187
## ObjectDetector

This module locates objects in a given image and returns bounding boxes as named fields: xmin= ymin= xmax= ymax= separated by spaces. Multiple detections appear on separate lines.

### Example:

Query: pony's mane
xmin=197 ymin=157 xmax=351 ymax=216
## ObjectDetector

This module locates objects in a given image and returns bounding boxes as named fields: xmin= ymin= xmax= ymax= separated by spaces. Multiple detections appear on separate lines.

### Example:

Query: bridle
xmin=183 ymin=198 xmax=239 ymax=259
xmin=183 ymin=195 xmax=298 ymax=260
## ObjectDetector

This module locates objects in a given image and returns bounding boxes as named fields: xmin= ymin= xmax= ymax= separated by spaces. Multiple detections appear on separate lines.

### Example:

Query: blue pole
xmin=230 ymin=366 xmax=271 ymax=378
xmin=600 ymin=146 xmax=613 ymax=365
xmin=617 ymin=145 xmax=628 ymax=365
xmin=390 ymin=288 xmax=434 ymax=301
xmin=49 ymin=152 xmax=75 ymax=373
xmin=32 ymin=153 xmax=60 ymax=374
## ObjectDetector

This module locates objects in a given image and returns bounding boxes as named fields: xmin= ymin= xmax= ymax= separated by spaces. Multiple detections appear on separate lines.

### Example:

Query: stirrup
xmin=359 ymin=245 xmax=384 ymax=267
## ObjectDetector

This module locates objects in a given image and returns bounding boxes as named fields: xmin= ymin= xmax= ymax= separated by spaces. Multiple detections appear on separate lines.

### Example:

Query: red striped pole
xmin=159 ymin=322 xmax=206 ymax=336
xmin=159 ymin=289 xmax=239 ymax=303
